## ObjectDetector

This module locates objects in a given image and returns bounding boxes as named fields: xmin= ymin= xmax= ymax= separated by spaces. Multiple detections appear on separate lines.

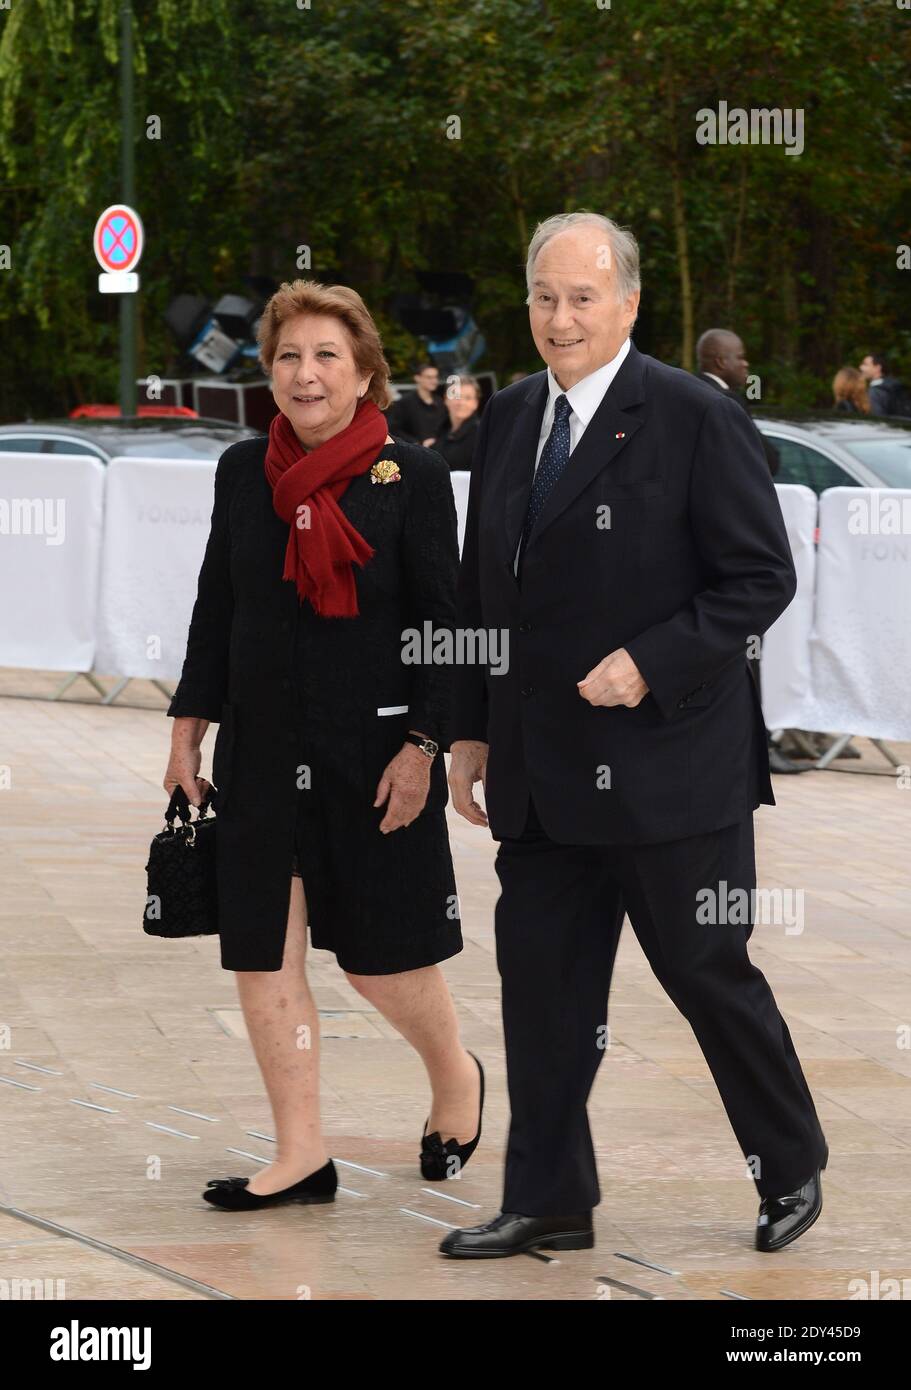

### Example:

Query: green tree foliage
xmin=1 ymin=0 xmax=909 ymax=418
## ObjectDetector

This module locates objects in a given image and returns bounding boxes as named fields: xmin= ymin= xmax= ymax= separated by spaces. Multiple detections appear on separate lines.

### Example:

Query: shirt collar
xmin=545 ymin=336 xmax=632 ymax=424
xmin=702 ymin=371 xmax=730 ymax=390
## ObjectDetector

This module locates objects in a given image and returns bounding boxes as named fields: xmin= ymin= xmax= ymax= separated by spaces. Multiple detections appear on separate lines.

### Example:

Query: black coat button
xmin=281 ymin=678 xmax=291 ymax=691
xmin=518 ymin=621 xmax=531 ymax=633
xmin=521 ymin=685 xmax=535 ymax=697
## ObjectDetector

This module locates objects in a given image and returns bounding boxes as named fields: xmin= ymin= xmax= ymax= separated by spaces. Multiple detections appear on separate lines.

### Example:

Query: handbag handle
xmin=165 ymin=783 xmax=217 ymax=827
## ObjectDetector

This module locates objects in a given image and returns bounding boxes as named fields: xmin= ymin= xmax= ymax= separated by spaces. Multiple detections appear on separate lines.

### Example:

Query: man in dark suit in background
xmin=385 ymin=361 xmax=449 ymax=443
xmin=440 ymin=212 xmax=827 ymax=1261
xmin=859 ymin=352 xmax=911 ymax=417
xmin=696 ymin=329 xmax=805 ymax=774
xmin=696 ymin=328 xmax=780 ymax=475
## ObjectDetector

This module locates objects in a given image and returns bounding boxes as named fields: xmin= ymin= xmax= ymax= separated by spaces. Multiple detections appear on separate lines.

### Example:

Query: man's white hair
xmin=524 ymin=211 xmax=641 ymax=305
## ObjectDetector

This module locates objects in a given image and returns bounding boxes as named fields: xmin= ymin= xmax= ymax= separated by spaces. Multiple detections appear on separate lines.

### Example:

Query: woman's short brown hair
xmin=256 ymin=279 xmax=393 ymax=410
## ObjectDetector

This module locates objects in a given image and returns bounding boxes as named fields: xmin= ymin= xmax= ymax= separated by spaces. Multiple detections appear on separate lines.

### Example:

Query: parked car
xmin=0 ymin=416 xmax=261 ymax=463
xmin=754 ymin=412 xmax=911 ymax=493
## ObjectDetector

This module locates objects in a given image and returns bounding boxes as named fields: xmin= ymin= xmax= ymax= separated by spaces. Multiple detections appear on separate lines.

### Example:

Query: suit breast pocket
xmin=211 ymin=702 xmax=236 ymax=809
xmin=598 ymin=476 xmax=666 ymax=502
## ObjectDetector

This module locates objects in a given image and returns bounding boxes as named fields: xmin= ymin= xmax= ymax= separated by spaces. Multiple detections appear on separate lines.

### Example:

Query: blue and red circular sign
xmin=93 ymin=204 xmax=144 ymax=274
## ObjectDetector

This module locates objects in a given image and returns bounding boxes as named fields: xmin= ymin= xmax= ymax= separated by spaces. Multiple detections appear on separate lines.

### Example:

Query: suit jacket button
xmin=521 ymin=685 xmax=535 ymax=697
xmin=281 ymin=678 xmax=291 ymax=691
xmin=678 ymin=697 xmax=688 ymax=708
xmin=518 ymin=621 xmax=532 ymax=634
xmin=280 ymin=619 xmax=290 ymax=633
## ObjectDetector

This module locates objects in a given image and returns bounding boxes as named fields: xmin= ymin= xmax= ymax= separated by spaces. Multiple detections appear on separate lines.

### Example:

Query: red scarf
xmin=264 ymin=399 xmax=388 ymax=617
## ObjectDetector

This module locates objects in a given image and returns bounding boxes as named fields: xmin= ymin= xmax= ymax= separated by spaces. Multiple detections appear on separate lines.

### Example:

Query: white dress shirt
xmin=532 ymin=335 xmax=632 ymax=476
xmin=701 ymin=370 xmax=729 ymax=391
xmin=514 ymin=336 xmax=632 ymax=573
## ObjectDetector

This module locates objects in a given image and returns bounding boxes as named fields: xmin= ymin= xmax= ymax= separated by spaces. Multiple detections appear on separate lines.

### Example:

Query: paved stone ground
xmin=1 ymin=669 xmax=909 ymax=1301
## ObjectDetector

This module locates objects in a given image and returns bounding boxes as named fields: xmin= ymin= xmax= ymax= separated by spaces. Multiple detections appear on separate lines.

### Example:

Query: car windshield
xmin=840 ymin=437 xmax=911 ymax=488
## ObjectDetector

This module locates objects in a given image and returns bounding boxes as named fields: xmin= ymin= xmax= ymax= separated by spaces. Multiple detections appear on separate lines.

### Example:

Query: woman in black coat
xmin=163 ymin=280 xmax=483 ymax=1209
xmin=423 ymin=373 xmax=482 ymax=472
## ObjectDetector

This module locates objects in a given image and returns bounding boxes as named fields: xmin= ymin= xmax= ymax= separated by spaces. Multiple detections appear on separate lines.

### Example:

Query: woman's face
xmin=270 ymin=313 xmax=372 ymax=448
xmin=446 ymin=382 xmax=479 ymax=427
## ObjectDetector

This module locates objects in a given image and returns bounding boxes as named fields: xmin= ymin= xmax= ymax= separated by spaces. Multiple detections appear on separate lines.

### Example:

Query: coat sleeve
xmin=167 ymin=450 xmax=235 ymax=721
xmin=450 ymin=400 xmax=492 ymax=743
xmin=624 ymin=393 xmax=796 ymax=721
xmin=400 ymin=449 xmax=460 ymax=749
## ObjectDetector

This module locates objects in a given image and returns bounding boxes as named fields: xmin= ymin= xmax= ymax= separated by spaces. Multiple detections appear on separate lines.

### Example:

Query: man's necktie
xmin=520 ymin=393 xmax=572 ymax=559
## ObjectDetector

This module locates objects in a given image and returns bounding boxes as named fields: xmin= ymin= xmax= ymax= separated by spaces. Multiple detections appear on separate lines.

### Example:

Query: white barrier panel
xmin=94 ymin=456 xmax=216 ymax=681
xmin=0 ymin=451 xmax=105 ymax=671
xmin=804 ymin=487 xmax=911 ymax=741
xmin=760 ymin=484 xmax=818 ymax=732
xmin=450 ymin=469 xmax=472 ymax=555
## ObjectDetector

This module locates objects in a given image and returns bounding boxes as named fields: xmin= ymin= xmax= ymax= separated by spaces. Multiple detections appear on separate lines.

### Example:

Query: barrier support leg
xmin=814 ymin=734 xmax=904 ymax=771
xmin=100 ymin=678 xmax=131 ymax=705
xmin=50 ymin=672 xmax=108 ymax=700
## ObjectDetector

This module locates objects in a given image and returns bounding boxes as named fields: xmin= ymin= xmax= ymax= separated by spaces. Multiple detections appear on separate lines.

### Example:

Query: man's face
xmin=859 ymin=355 xmax=882 ymax=382
xmin=528 ymin=226 xmax=640 ymax=390
xmin=716 ymin=335 xmax=749 ymax=390
xmin=415 ymin=367 xmax=439 ymax=394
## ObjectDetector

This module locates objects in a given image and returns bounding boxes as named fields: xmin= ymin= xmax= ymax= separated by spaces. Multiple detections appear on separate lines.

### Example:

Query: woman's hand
xmin=164 ymin=717 xmax=211 ymax=808
xmin=373 ymin=743 xmax=432 ymax=833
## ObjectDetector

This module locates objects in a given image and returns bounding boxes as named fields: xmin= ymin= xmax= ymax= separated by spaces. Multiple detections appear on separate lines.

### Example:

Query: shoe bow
xmin=421 ymin=1131 xmax=459 ymax=1157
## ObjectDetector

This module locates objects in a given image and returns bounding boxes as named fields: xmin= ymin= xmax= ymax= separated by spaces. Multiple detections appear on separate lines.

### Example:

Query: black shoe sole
xmin=756 ymin=1195 xmax=822 ymax=1253
xmin=441 ymin=1229 xmax=594 ymax=1258
xmin=203 ymin=1191 xmax=336 ymax=1211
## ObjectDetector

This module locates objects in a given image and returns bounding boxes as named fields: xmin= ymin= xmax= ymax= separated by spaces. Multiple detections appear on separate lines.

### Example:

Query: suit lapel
xmin=503 ymin=373 xmax=550 ymax=562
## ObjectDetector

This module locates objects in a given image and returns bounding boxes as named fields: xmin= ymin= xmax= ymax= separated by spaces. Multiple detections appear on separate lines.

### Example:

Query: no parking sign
xmin=93 ymin=204 xmax=144 ymax=293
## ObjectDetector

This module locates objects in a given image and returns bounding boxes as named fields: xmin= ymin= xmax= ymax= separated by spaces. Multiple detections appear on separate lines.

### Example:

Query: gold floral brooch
xmin=370 ymin=458 xmax=402 ymax=484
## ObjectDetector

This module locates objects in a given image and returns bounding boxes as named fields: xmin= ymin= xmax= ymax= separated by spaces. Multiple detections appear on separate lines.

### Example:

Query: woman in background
xmin=424 ymin=373 xmax=482 ymax=472
xmin=832 ymin=366 xmax=870 ymax=415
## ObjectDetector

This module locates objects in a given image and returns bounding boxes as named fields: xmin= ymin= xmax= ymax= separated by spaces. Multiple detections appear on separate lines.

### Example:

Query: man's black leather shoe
xmin=755 ymin=1169 xmax=823 ymax=1251
xmin=439 ymin=1210 xmax=594 ymax=1258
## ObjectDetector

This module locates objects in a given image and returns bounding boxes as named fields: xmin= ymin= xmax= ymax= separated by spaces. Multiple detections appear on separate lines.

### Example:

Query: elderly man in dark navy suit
xmin=440 ymin=211 xmax=827 ymax=1260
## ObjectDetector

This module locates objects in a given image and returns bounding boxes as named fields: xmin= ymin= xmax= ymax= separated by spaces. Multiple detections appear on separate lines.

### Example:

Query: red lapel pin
xmin=615 ymin=431 xmax=626 ymax=439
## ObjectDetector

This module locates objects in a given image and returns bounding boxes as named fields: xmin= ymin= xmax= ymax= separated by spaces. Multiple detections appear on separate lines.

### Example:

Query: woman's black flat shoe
xmin=202 ymin=1159 xmax=337 ymax=1210
xmin=420 ymin=1052 xmax=485 ymax=1181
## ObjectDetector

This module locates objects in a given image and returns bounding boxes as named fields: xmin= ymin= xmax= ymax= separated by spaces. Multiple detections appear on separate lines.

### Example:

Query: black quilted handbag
xmin=143 ymin=785 xmax=219 ymax=937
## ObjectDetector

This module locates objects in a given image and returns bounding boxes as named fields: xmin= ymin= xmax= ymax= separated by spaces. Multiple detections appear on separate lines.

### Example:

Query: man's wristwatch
xmin=404 ymin=732 xmax=439 ymax=759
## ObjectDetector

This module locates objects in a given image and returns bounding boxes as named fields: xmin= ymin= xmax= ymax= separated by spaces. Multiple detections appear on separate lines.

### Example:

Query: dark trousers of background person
xmin=493 ymin=798 xmax=828 ymax=1216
